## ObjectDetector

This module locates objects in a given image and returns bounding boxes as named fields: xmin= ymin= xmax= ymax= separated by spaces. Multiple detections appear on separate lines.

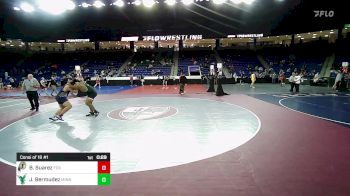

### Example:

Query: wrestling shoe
xmin=49 ymin=116 xmax=64 ymax=121
xmin=49 ymin=116 xmax=58 ymax=121
xmin=86 ymin=112 xmax=95 ymax=117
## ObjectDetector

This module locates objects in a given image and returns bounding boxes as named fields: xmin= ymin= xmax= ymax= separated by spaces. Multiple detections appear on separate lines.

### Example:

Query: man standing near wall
xmin=22 ymin=74 xmax=40 ymax=111
xmin=179 ymin=73 xmax=187 ymax=95
xmin=130 ymin=74 xmax=134 ymax=86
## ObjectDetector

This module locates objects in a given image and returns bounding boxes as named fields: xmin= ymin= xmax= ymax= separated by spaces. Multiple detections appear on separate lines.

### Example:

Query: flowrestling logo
xmin=143 ymin=35 xmax=202 ymax=41
xmin=108 ymin=106 xmax=178 ymax=120
xmin=314 ymin=10 xmax=334 ymax=17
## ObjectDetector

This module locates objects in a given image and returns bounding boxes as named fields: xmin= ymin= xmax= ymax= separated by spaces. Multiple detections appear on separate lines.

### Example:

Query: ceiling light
xmin=242 ymin=0 xmax=254 ymax=5
xmin=182 ymin=0 xmax=193 ymax=5
xmin=134 ymin=0 xmax=142 ymax=5
xmin=93 ymin=1 xmax=105 ymax=8
xmin=37 ymin=0 xmax=75 ymax=15
xmin=165 ymin=0 xmax=176 ymax=5
xmin=213 ymin=0 xmax=226 ymax=4
xmin=231 ymin=0 xmax=243 ymax=4
xmin=20 ymin=2 xmax=35 ymax=13
xmin=113 ymin=0 xmax=125 ymax=7
xmin=82 ymin=3 xmax=91 ymax=7
xmin=143 ymin=0 xmax=155 ymax=7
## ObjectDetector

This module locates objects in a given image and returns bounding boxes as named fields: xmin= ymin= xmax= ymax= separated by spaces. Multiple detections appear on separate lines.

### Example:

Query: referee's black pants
xmin=290 ymin=82 xmax=295 ymax=92
xmin=295 ymin=84 xmax=300 ymax=93
xmin=26 ymin=91 xmax=39 ymax=110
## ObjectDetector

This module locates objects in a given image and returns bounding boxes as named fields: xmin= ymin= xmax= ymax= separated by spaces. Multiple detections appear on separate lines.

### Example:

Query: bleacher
xmin=124 ymin=50 xmax=173 ymax=76
xmin=21 ymin=52 xmax=85 ymax=79
xmin=259 ymin=44 xmax=326 ymax=78
xmin=0 ymin=50 xmax=26 ymax=85
xmin=83 ymin=51 xmax=131 ymax=77
xmin=218 ymin=49 xmax=262 ymax=77
xmin=0 ymin=50 xmax=133 ymax=87
xmin=295 ymin=57 xmax=323 ymax=77
xmin=178 ymin=49 xmax=215 ymax=76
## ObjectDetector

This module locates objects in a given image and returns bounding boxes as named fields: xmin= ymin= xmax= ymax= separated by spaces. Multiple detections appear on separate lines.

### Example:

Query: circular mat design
xmin=0 ymin=97 xmax=260 ymax=173
xmin=108 ymin=106 xmax=178 ymax=120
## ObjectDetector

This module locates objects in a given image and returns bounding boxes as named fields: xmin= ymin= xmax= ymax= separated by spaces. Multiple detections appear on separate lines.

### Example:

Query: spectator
xmin=48 ymin=76 xmax=58 ymax=96
xmin=0 ymin=78 xmax=3 ymax=89
xmin=250 ymin=72 xmax=256 ymax=88
xmin=239 ymin=70 xmax=244 ymax=85
xmin=140 ymin=74 xmax=145 ymax=86
xmin=39 ymin=77 xmax=49 ymax=96
xmin=232 ymin=72 xmax=238 ymax=83
xmin=94 ymin=75 xmax=101 ymax=89
xmin=129 ymin=75 xmax=134 ymax=86
xmin=279 ymin=70 xmax=285 ymax=86
xmin=271 ymin=72 xmax=277 ymax=84
xmin=179 ymin=73 xmax=187 ymax=95
xmin=332 ymin=70 xmax=343 ymax=90
xmin=9 ymin=77 xmax=16 ymax=87
xmin=163 ymin=75 xmax=169 ymax=87
xmin=313 ymin=72 xmax=320 ymax=83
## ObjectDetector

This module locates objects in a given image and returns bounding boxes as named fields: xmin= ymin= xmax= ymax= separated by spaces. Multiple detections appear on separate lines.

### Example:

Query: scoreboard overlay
xmin=16 ymin=153 xmax=110 ymax=186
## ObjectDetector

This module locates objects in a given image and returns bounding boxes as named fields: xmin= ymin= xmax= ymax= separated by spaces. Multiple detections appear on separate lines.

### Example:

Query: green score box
xmin=98 ymin=174 xmax=110 ymax=186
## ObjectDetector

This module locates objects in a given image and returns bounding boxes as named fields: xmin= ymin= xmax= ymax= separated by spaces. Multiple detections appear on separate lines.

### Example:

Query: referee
xmin=22 ymin=74 xmax=40 ymax=111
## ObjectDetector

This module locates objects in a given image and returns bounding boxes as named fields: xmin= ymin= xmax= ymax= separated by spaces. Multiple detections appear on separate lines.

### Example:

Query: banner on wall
xmin=121 ymin=37 xmax=139 ymax=41
xmin=57 ymin=39 xmax=90 ymax=43
xmin=227 ymin=34 xmax=263 ymax=38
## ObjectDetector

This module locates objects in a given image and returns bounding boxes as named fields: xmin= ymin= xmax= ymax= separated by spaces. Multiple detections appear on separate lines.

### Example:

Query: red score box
xmin=98 ymin=161 xmax=110 ymax=173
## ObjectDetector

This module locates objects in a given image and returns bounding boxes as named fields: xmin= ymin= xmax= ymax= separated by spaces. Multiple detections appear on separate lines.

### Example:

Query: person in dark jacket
xmin=179 ymin=73 xmax=187 ymax=95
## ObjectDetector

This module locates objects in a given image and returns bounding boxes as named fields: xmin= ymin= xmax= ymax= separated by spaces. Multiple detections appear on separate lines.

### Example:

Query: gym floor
xmin=0 ymin=83 xmax=349 ymax=196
